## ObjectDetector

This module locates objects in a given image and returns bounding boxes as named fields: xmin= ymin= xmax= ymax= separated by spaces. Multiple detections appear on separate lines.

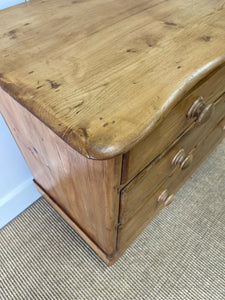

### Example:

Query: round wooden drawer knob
xmin=180 ymin=153 xmax=193 ymax=170
xmin=187 ymin=96 xmax=214 ymax=125
xmin=172 ymin=149 xmax=193 ymax=170
xmin=198 ymin=103 xmax=214 ymax=125
xmin=158 ymin=189 xmax=174 ymax=206
xmin=172 ymin=149 xmax=186 ymax=166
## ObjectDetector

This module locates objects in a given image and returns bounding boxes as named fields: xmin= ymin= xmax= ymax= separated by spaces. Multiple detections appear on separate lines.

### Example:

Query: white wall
xmin=0 ymin=0 xmax=27 ymax=10
xmin=0 ymin=0 xmax=40 ymax=229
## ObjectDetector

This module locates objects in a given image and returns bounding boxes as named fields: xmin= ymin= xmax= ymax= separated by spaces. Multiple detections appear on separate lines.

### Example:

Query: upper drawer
xmin=122 ymin=64 xmax=225 ymax=183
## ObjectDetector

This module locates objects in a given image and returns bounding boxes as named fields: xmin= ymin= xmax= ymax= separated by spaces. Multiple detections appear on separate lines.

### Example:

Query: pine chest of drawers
xmin=0 ymin=0 xmax=225 ymax=265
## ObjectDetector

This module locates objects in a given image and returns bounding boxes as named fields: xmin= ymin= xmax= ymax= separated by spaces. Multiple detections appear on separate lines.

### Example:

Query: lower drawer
xmin=118 ymin=117 xmax=225 ymax=250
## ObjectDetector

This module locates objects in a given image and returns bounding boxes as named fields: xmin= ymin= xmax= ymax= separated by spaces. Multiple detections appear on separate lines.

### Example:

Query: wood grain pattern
xmin=0 ymin=0 xmax=225 ymax=159
xmin=1 ymin=0 xmax=225 ymax=265
xmin=0 ymin=88 xmax=122 ymax=257
xmin=122 ymin=65 xmax=225 ymax=182
xmin=118 ymin=118 xmax=225 ymax=251
xmin=120 ymin=93 xmax=225 ymax=224
xmin=34 ymin=181 xmax=116 ymax=265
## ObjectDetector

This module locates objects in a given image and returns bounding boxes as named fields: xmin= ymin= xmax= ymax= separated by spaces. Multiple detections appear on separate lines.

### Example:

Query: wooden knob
xmin=180 ymin=154 xmax=193 ymax=170
xmin=158 ymin=189 xmax=174 ymax=206
xmin=187 ymin=96 xmax=214 ymax=125
xmin=172 ymin=149 xmax=192 ymax=170
xmin=197 ymin=104 xmax=214 ymax=125
xmin=172 ymin=149 xmax=186 ymax=166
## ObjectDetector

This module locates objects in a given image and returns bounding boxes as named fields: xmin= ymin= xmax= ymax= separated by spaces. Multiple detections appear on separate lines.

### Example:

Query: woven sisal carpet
xmin=1 ymin=140 xmax=225 ymax=299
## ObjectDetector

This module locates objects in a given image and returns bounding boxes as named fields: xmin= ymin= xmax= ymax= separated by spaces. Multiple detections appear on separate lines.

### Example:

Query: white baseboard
xmin=0 ymin=177 xmax=40 ymax=229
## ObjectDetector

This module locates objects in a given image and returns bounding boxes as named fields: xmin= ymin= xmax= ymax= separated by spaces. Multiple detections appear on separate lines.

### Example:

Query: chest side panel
xmin=0 ymin=88 xmax=122 ymax=256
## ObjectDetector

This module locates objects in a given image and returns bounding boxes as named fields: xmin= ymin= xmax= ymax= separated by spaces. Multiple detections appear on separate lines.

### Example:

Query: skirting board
xmin=0 ymin=177 xmax=40 ymax=229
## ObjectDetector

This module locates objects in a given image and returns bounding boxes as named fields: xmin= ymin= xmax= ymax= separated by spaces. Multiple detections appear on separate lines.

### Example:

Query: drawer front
xmin=120 ymin=94 xmax=225 ymax=224
xmin=122 ymin=64 xmax=225 ymax=183
xmin=118 ymin=118 xmax=225 ymax=249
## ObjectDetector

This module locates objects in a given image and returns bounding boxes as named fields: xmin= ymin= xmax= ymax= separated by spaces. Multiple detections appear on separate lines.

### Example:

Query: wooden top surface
xmin=0 ymin=0 xmax=225 ymax=159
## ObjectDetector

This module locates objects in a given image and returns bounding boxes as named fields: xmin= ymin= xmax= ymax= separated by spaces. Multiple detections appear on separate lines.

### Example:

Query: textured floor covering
xmin=1 ymin=141 xmax=225 ymax=299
